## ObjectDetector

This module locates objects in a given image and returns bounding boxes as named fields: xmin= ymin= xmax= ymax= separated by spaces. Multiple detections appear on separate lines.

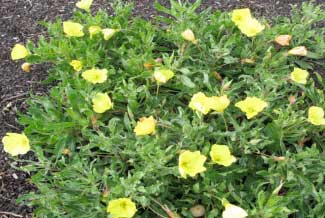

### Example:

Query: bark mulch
xmin=0 ymin=0 xmax=324 ymax=217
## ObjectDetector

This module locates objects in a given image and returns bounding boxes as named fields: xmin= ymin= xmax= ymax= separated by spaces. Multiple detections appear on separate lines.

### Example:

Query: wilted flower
xmin=208 ymin=95 xmax=230 ymax=113
xmin=63 ymin=21 xmax=84 ymax=37
xmin=181 ymin=29 xmax=197 ymax=44
xmin=92 ymin=93 xmax=113 ymax=113
xmin=235 ymin=97 xmax=268 ymax=119
xmin=76 ymin=0 xmax=93 ymax=11
xmin=274 ymin=35 xmax=292 ymax=46
xmin=308 ymin=106 xmax=325 ymax=126
xmin=222 ymin=203 xmax=248 ymax=218
xmin=178 ymin=150 xmax=207 ymax=178
xmin=189 ymin=92 xmax=211 ymax=115
xmin=11 ymin=44 xmax=29 ymax=60
xmin=82 ymin=68 xmax=107 ymax=84
xmin=2 ymin=133 xmax=30 ymax=156
xmin=231 ymin=8 xmax=252 ymax=26
xmin=210 ymin=144 xmax=236 ymax=167
xmin=89 ymin=25 xmax=101 ymax=38
xmin=21 ymin=62 xmax=31 ymax=73
xmin=153 ymin=69 xmax=175 ymax=84
xmin=70 ymin=60 xmax=83 ymax=71
xmin=134 ymin=116 xmax=156 ymax=136
xmin=102 ymin=28 xmax=118 ymax=40
xmin=290 ymin=67 xmax=309 ymax=84
xmin=107 ymin=198 xmax=137 ymax=218
xmin=288 ymin=46 xmax=308 ymax=56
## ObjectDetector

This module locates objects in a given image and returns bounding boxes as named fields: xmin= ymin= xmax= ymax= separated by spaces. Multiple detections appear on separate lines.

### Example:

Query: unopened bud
xmin=21 ymin=62 xmax=31 ymax=73
xmin=241 ymin=58 xmax=255 ymax=64
xmin=62 ymin=148 xmax=71 ymax=155
xmin=273 ymin=156 xmax=286 ymax=161
xmin=190 ymin=205 xmax=205 ymax=217
xmin=288 ymin=96 xmax=296 ymax=104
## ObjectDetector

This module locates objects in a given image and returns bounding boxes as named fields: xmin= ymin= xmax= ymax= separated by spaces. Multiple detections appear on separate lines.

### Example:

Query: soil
xmin=0 ymin=0 xmax=324 ymax=217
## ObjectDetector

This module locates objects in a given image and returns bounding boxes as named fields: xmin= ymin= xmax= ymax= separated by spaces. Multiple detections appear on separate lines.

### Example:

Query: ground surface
xmin=0 ymin=0 xmax=324 ymax=217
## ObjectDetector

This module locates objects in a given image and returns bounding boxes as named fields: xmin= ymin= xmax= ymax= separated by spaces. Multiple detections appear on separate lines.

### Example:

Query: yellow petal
xmin=92 ymin=93 xmax=113 ymax=113
xmin=208 ymin=95 xmax=230 ymax=113
xmin=63 ymin=21 xmax=84 ymax=37
xmin=11 ymin=44 xmax=29 ymax=60
xmin=308 ymin=106 xmax=325 ymax=126
xmin=134 ymin=116 xmax=156 ymax=136
xmin=231 ymin=8 xmax=252 ymax=26
xmin=290 ymin=67 xmax=309 ymax=84
xmin=102 ymin=28 xmax=118 ymax=40
xmin=76 ymin=0 xmax=93 ymax=11
xmin=237 ymin=17 xmax=265 ymax=37
xmin=189 ymin=92 xmax=211 ymax=115
xmin=235 ymin=97 xmax=268 ymax=119
xmin=81 ymin=68 xmax=108 ymax=84
xmin=153 ymin=69 xmax=175 ymax=83
xmin=107 ymin=198 xmax=137 ymax=218
xmin=2 ymin=133 xmax=30 ymax=156
xmin=70 ymin=60 xmax=83 ymax=71
xmin=179 ymin=150 xmax=207 ymax=178
xmin=210 ymin=144 xmax=236 ymax=166
xmin=88 ymin=26 xmax=102 ymax=38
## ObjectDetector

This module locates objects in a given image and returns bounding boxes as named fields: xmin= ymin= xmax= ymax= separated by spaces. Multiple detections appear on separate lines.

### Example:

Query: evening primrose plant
xmin=3 ymin=0 xmax=325 ymax=217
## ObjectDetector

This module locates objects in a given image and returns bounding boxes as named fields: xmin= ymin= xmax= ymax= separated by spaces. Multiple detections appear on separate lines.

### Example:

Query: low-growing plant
xmin=3 ymin=0 xmax=325 ymax=217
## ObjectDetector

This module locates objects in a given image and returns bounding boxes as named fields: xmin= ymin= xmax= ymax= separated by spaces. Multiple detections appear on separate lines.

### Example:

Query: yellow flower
xmin=2 ymin=133 xmax=30 ymax=156
xmin=290 ymin=67 xmax=309 ymax=84
xmin=181 ymin=29 xmax=197 ymax=44
xmin=235 ymin=97 xmax=268 ymax=119
xmin=179 ymin=150 xmax=207 ymax=178
xmin=11 ymin=44 xmax=29 ymax=60
xmin=21 ymin=62 xmax=31 ymax=73
xmin=82 ymin=68 xmax=108 ymax=84
xmin=134 ymin=116 xmax=156 ymax=136
xmin=107 ymin=198 xmax=137 ymax=218
xmin=288 ymin=46 xmax=308 ymax=56
xmin=76 ymin=0 xmax=93 ymax=11
xmin=153 ymin=69 xmax=175 ymax=84
xmin=231 ymin=8 xmax=252 ymax=25
xmin=63 ymin=21 xmax=84 ymax=37
xmin=222 ymin=203 xmax=248 ymax=218
xmin=274 ymin=35 xmax=292 ymax=46
xmin=210 ymin=144 xmax=236 ymax=166
xmin=208 ymin=95 xmax=230 ymax=113
xmin=89 ymin=25 xmax=101 ymax=38
xmin=189 ymin=92 xmax=211 ymax=115
xmin=102 ymin=28 xmax=118 ymax=40
xmin=70 ymin=60 xmax=83 ymax=71
xmin=308 ymin=106 xmax=325 ymax=125
xmin=237 ymin=18 xmax=265 ymax=37
xmin=92 ymin=93 xmax=113 ymax=113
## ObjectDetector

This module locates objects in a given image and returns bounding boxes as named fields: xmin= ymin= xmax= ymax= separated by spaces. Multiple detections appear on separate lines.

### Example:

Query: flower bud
xmin=288 ymin=96 xmax=296 ymax=104
xmin=21 ymin=62 xmax=31 ymax=73
xmin=241 ymin=58 xmax=255 ymax=64
xmin=190 ymin=205 xmax=205 ymax=217
xmin=181 ymin=29 xmax=197 ymax=44
xmin=62 ymin=148 xmax=71 ymax=155
xmin=273 ymin=156 xmax=285 ymax=161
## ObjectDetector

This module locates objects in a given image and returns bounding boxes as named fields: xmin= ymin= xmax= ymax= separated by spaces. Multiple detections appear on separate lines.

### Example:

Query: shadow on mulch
xmin=0 ymin=0 xmax=324 ymax=217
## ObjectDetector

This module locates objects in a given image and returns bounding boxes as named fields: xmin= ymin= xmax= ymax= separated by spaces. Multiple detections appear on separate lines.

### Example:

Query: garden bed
xmin=0 ymin=0 xmax=324 ymax=217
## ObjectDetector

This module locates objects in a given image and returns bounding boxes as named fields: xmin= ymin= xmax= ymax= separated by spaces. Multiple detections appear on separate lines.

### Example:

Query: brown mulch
xmin=0 ymin=0 xmax=324 ymax=217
